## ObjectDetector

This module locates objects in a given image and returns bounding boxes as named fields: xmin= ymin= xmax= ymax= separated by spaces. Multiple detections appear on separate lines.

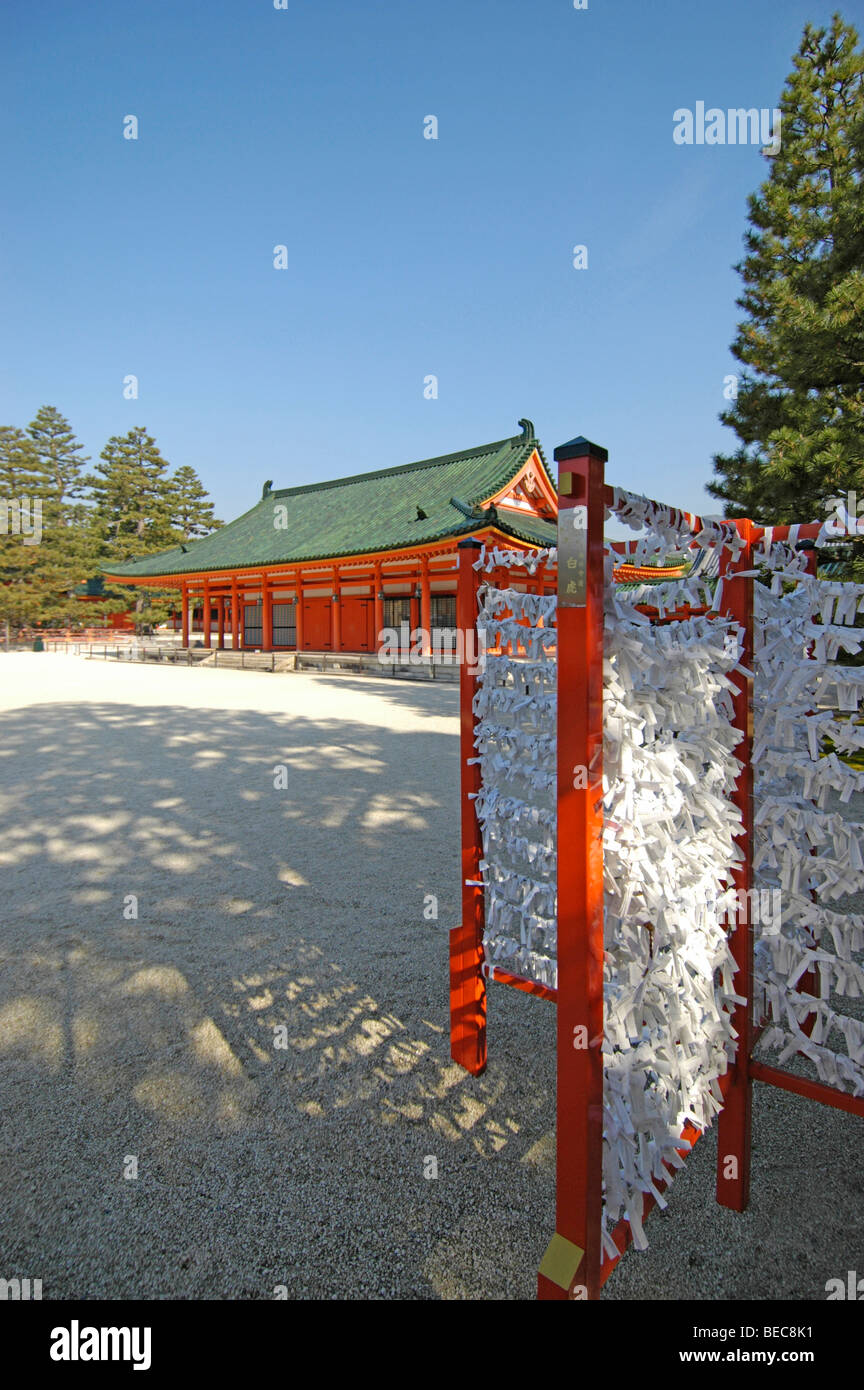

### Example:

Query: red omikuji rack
xmin=449 ymin=436 xmax=864 ymax=1301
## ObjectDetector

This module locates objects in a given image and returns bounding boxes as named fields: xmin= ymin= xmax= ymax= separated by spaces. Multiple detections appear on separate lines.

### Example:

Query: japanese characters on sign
xmin=557 ymin=503 xmax=587 ymax=607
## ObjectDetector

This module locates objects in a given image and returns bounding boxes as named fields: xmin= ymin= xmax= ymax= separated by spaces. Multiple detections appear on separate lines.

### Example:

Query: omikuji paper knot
xmin=752 ymin=563 xmax=864 ymax=1098
xmin=470 ymin=539 xmax=864 ymax=1250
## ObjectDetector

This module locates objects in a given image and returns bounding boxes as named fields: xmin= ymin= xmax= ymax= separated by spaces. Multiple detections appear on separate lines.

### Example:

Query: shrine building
xmin=103 ymin=420 xmax=561 ymax=654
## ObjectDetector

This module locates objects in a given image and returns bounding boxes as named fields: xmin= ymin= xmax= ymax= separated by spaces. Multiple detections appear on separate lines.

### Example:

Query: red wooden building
xmin=103 ymin=421 xmax=559 ymax=654
xmin=71 ymin=577 xmax=135 ymax=630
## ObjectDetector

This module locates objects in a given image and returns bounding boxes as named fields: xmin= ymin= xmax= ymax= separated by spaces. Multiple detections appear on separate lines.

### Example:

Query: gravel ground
xmin=0 ymin=652 xmax=860 ymax=1300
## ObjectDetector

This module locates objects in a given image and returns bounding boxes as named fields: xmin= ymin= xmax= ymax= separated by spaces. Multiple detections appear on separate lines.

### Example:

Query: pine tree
xmin=709 ymin=14 xmax=864 ymax=540
xmin=0 ymin=426 xmax=63 ymax=642
xmin=87 ymin=426 xmax=180 ymax=562
xmin=0 ymin=425 xmax=48 ymax=497
xmin=27 ymin=405 xmax=89 ymax=504
xmin=86 ymin=426 xmax=183 ymax=632
xmin=26 ymin=405 xmax=102 ymax=620
xmin=171 ymin=464 xmax=222 ymax=539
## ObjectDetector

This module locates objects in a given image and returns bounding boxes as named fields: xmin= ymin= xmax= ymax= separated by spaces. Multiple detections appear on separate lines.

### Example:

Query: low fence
xmin=35 ymin=643 xmax=460 ymax=680
xmin=42 ymin=642 xmax=265 ymax=667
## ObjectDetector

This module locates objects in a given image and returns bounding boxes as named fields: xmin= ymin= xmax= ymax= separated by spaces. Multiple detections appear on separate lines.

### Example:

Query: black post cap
xmin=553 ymin=436 xmax=608 ymax=463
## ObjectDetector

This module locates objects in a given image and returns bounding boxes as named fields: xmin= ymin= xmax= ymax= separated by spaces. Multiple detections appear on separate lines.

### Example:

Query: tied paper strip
xmin=751 ymin=553 xmax=864 ymax=1100
xmin=607 ymin=484 xmax=745 ymax=564
xmin=468 ymin=535 xmax=747 ymax=1261
xmin=473 ymin=566 xmax=559 ymax=986
xmin=601 ymin=582 xmax=745 ymax=1258
xmin=474 ymin=544 xmax=556 ymax=575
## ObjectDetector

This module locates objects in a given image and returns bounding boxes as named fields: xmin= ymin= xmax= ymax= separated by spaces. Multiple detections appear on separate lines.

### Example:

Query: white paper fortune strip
xmin=473 ymin=568 xmax=559 ymax=986
xmin=469 ymin=533 xmax=748 ymax=1260
xmin=600 ymin=580 xmax=744 ymax=1255
xmin=751 ymin=549 xmax=864 ymax=1100
xmin=468 ymin=528 xmax=864 ymax=1257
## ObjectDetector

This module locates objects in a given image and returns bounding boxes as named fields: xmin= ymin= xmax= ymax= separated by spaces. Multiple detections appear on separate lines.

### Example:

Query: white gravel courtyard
xmin=0 ymin=653 xmax=859 ymax=1299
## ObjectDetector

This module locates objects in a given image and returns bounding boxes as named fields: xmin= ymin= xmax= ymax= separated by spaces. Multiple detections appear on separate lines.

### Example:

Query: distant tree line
xmin=0 ymin=407 xmax=221 ymax=637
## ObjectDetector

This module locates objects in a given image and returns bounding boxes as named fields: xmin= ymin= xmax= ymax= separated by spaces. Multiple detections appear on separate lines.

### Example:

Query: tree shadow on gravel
xmin=286 ymin=672 xmax=460 ymax=722
xmin=0 ymin=700 xmax=556 ymax=1300
xmin=2 ymin=696 xmax=857 ymax=1302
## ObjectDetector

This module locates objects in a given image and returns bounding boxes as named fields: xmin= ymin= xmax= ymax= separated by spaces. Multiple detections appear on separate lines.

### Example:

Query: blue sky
xmin=0 ymin=0 xmax=848 ymax=522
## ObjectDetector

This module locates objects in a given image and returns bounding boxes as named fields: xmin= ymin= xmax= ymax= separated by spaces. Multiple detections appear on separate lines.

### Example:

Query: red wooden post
xmin=420 ymin=556 xmax=431 ymax=657
xmin=217 ymin=594 xmax=225 ymax=649
xmin=231 ymin=581 xmax=240 ymax=650
xmin=373 ymin=564 xmax=383 ymax=657
xmin=202 ymin=580 xmax=211 ymax=648
xmin=410 ymin=584 xmax=420 ymax=637
xmin=716 ymin=518 xmax=754 ymax=1213
xmin=538 ymin=438 xmax=607 ymax=1301
xmin=262 ymin=575 xmax=272 ymax=651
xmin=181 ymin=582 xmax=189 ymax=648
xmin=333 ymin=575 xmax=342 ymax=652
xmin=295 ymin=579 xmax=304 ymax=651
xmin=450 ymin=537 xmax=487 ymax=1075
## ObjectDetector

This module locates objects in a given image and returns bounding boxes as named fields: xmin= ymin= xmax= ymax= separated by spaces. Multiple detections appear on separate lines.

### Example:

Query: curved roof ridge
xmin=102 ymin=423 xmax=549 ymax=580
xmin=270 ymin=433 xmax=525 ymax=498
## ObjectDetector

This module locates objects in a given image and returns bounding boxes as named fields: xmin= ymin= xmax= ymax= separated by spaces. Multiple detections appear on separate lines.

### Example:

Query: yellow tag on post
xmin=538 ymin=1233 xmax=585 ymax=1291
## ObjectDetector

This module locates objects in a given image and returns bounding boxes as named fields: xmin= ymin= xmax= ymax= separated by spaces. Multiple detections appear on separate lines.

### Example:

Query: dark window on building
xmin=382 ymin=597 xmax=411 ymax=631
xmin=430 ymin=594 xmax=456 ymax=630
xmin=430 ymin=593 xmax=457 ymax=657
xmin=244 ymin=602 xmax=262 ymax=647
xmin=273 ymin=602 xmax=296 ymax=648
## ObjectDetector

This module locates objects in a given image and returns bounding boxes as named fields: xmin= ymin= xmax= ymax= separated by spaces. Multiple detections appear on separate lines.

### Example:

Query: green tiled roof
xmin=71 ymin=576 xmax=129 ymax=599
xmin=72 ymin=577 xmax=109 ymax=597
xmin=104 ymin=423 xmax=555 ymax=580
xmin=494 ymin=509 xmax=557 ymax=549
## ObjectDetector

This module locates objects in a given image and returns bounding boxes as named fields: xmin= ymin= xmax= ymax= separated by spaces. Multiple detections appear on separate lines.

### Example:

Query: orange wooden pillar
xmin=231 ymin=581 xmax=240 ymax=650
xmin=181 ymin=582 xmax=189 ymax=647
xmin=262 ymin=574 xmax=272 ymax=650
xmin=410 ymin=582 xmax=420 ymax=636
xmin=450 ymin=538 xmax=487 ymax=1075
xmin=716 ymin=519 xmax=755 ymax=1213
xmin=332 ymin=577 xmax=342 ymax=652
xmin=217 ymin=594 xmax=225 ymax=649
xmin=538 ymin=437 xmax=607 ymax=1301
xmin=374 ymin=564 xmax=383 ymax=656
xmin=202 ymin=580 xmax=211 ymax=648
xmin=295 ymin=580 xmax=304 ymax=651
xmin=420 ymin=556 xmax=431 ymax=657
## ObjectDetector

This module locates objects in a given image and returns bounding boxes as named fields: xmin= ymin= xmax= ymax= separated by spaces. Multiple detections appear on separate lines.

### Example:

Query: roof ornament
xmin=262 ymin=480 xmax=273 ymax=498
xmin=450 ymin=496 xmax=479 ymax=520
xmin=518 ymin=418 xmax=535 ymax=441
xmin=450 ymin=496 xmax=499 ymax=524
xmin=415 ymin=505 xmax=428 ymax=520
